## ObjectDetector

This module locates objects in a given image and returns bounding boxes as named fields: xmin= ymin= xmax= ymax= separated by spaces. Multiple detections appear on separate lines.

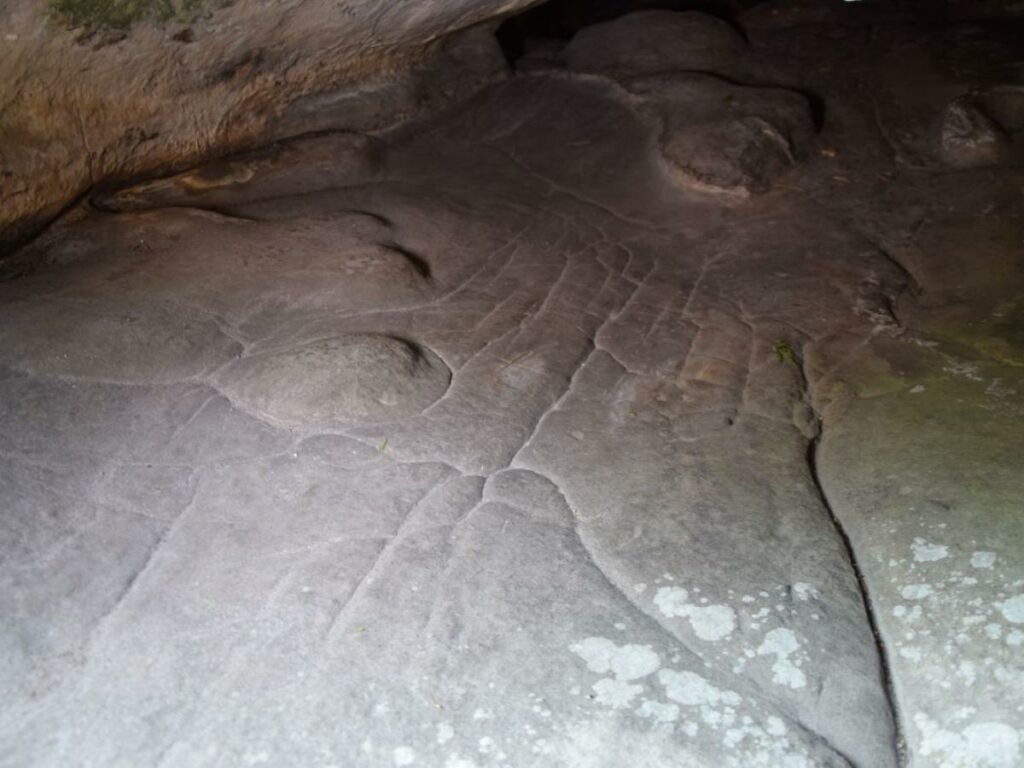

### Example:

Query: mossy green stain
xmin=920 ymin=300 xmax=1024 ymax=369
xmin=773 ymin=340 xmax=799 ymax=366
xmin=48 ymin=0 xmax=225 ymax=31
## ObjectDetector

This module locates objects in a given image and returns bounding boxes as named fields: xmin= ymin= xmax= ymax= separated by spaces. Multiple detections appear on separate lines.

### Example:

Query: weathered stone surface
xmin=0 ymin=1 xmax=521 ymax=250
xmin=0 ymin=296 xmax=241 ymax=382
xmin=93 ymin=132 xmax=384 ymax=211
xmin=626 ymin=73 xmax=815 ymax=194
xmin=807 ymin=178 xmax=1024 ymax=768
xmin=0 ymin=65 xmax=898 ymax=767
xmin=1 ymin=5 xmax=1022 ymax=768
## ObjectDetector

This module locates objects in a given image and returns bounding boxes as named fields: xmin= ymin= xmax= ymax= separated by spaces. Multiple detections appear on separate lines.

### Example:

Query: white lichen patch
xmin=392 ymin=746 xmax=416 ymax=766
xmin=912 ymin=539 xmax=949 ymax=562
xmin=722 ymin=722 xmax=811 ymax=768
xmin=996 ymin=595 xmax=1024 ymax=624
xmin=653 ymin=587 xmax=737 ymax=641
xmin=569 ymin=637 xmax=660 ymax=679
xmin=971 ymin=551 xmax=997 ymax=569
xmin=658 ymin=668 xmax=814 ymax=768
xmin=915 ymin=714 xmax=1021 ymax=768
xmin=646 ymin=667 xmax=816 ymax=768
xmin=791 ymin=583 xmax=820 ymax=601
xmin=957 ymin=661 xmax=977 ymax=686
xmin=942 ymin=362 xmax=984 ymax=382
xmin=592 ymin=678 xmax=643 ymax=708
xmin=658 ymin=669 xmax=742 ymax=709
xmin=637 ymin=699 xmax=680 ymax=723
xmin=899 ymin=646 xmax=923 ymax=662
xmin=570 ymin=637 xmax=660 ymax=709
xmin=893 ymin=604 xmax=922 ymax=621
xmin=756 ymin=628 xmax=807 ymax=689
xmin=900 ymin=584 xmax=934 ymax=600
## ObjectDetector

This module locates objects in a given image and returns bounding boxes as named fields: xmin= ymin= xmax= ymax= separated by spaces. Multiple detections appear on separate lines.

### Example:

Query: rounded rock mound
xmin=564 ymin=11 xmax=746 ymax=78
xmin=626 ymin=73 xmax=815 ymax=195
xmin=217 ymin=334 xmax=451 ymax=428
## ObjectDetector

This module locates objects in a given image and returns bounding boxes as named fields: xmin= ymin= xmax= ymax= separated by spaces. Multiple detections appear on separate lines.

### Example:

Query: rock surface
xmin=937 ymin=96 xmax=1014 ymax=168
xmin=626 ymin=73 xmax=815 ymax=194
xmin=0 ymin=0 xmax=526 ymax=250
xmin=217 ymin=334 xmax=452 ymax=428
xmin=1 ymin=4 xmax=1023 ymax=768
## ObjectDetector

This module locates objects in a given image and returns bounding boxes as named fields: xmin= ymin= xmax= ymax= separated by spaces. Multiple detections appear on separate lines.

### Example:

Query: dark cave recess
xmin=496 ymin=0 xmax=764 ymax=62
xmin=495 ymin=0 xmax=1024 ymax=65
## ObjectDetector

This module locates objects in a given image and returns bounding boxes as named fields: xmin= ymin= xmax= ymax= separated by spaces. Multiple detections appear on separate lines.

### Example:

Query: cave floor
xmin=2 ymin=6 xmax=1023 ymax=768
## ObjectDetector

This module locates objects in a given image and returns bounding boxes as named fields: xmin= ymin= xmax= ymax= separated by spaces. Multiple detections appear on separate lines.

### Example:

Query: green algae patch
xmin=829 ymin=330 xmax=1023 ymax=461
xmin=772 ymin=339 xmax=799 ymax=366
xmin=923 ymin=299 xmax=1024 ymax=369
xmin=900 ymin=211 xmax=1024 ymax=368
xmin=812 ymin=326 xmax=1024 ymax=433
xmin=819 ymin=331 xmax=1024 ymax=545
xmin=821 ymin=363 xmax=1024 ymax=533
xmin=48 ymin=0 xmax=224 ymax=31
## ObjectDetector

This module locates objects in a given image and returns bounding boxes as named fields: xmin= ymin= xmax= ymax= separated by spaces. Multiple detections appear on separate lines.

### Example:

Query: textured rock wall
xmin=0 ymin=0 xmax=536 ymax=250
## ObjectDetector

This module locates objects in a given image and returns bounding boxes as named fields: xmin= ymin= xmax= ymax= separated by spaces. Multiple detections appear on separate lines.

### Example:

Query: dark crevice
xmin=799 ymin=356 xmax=907 ymax=768
xmin=522 ymin=460 xmax=871 ymax=768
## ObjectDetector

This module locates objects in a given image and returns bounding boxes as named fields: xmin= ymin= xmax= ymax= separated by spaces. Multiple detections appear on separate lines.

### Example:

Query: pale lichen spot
xmin=900 ymin=584 xmax=934 ymax=600
xmin=592 ymin=678 xmax=643 ymax=708
xmin=568 ymin=637 xmax=660 ymax=680
xmin=792 ymin=582 xmax=819 ymax=601
xmin=971 ymin=551 xmax=997 ymax=569
xmin=393 ymin=746 xmax=416 ymax=766
xmin=914 ymin=714 xmax=1020 ymax=767
xmin=912 ymin=539 xmax=949 ymax=562
xmin=996 ymin=594 xmax=1024 ymax=624
xmin=658 ymin=669 xmax=741 ymax=708
xmin=900 ymin=646 xmax=923 ymax=662
xmin=756 ymin=628 xmax=807 ymax=689
xmin=637 ymin=699 xmax=680 ymax=723
xmin=653 ymin=587 xmax=737 ymax=641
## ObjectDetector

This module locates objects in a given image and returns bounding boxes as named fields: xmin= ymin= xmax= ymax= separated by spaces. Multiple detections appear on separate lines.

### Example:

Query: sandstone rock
xmin=564 ymin=11 xmax=747 ymax=78
xmin=626 ymin=73 xmax=815 ymax=194
xmin=1 ymin=205 xmax=435 ymax=327
xmin=0 ymin=1 xmax=522 ymax=252
xmin=938 ymin=96 xmax=1014 ymax=168
xmin=216 ymin=334 xmax=451 ymax=428
xmin=3 ymin=6 xmax=1023 ymax=768
xmin=93 ymin=133 xmax=384 ymax=212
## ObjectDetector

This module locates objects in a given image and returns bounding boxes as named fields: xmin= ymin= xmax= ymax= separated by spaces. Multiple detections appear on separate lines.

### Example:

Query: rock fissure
xmin=801 ymin=357 xmax=907 ymax=768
